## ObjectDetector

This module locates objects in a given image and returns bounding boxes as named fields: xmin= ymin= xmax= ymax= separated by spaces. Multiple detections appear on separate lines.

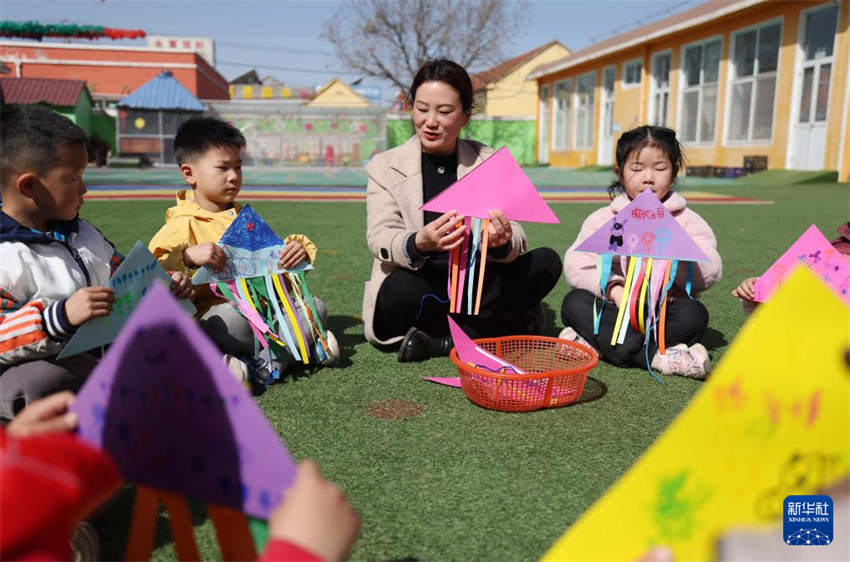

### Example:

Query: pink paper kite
xmin=448 ymin=317 xmax=523 ymax=374
xmin=422 ymin=377 xmax=462 ymax=388
xmin=753 ymin=224 xmax=850 ymax=306
xmin=421 ymin=147 xmax=559 ymax=223
xmin=421 ymin=147 xmax=559 ymax=316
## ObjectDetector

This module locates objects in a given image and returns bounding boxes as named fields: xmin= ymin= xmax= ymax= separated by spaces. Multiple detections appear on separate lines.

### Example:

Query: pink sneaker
xmin=651 ymin=343 xmax=711 ymax=379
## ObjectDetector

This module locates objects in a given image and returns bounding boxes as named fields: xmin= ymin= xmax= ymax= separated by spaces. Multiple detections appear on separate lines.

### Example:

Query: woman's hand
xmin=414 ymin=210 xmax=466 ymax=253
xmin=487 ymin=210 xmax=512 ymax=248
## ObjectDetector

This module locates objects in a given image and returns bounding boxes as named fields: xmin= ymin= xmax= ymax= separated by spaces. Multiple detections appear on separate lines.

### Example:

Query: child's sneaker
xmin=70 ymin=521 xmax=99 ymax=562
xmin=247 ymin=356 xmax=272 ymax=387
xmin=651 ymin=343 xmax=711 ymax=379
xmin=223 ymin=354 xmax=250 ymax=389
xmin=322 ymin=330 xmax=340 ymax=366
xmin=558 ymin=326 xmax=595 ymax=351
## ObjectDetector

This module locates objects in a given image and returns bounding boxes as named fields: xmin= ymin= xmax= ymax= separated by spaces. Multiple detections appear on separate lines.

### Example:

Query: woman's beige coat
xmin=363 ymin=135 xmax=528 ymax=345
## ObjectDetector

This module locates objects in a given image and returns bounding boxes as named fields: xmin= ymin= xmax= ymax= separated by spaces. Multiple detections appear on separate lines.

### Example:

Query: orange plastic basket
xmin=449 ymin=335 xmax=598 ymax=412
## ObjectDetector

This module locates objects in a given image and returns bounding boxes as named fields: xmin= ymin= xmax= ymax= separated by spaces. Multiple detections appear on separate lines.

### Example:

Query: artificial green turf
xmin=80 ymin=181 xmax=847 ymax=560
xmin=736 ymin=169 xmax=839 ymax=185
xmin=82 ymin=165 xmax=737 ymax=189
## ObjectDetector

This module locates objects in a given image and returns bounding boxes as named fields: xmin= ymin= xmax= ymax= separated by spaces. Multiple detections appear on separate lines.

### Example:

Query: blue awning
xmin=118 ymin=70 xmax=204 ymax=111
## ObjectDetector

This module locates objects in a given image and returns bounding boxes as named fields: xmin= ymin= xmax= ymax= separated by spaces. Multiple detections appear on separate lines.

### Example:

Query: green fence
xmin=91 ymin=112 xmax=116 ymax=153
xmin=387 ymin=115 xmax=537 ymax=165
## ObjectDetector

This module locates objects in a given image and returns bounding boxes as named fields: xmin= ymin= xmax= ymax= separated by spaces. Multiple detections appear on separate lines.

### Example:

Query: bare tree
xmin=321 ymin=0 xmax=531 ymax=93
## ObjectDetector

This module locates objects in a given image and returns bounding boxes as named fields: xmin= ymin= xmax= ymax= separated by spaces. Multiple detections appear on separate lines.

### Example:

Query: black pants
xmin=374 ymin=247 xmax=562 ymax=341
xmin=560 ymin=288 xmax=708 ymax=368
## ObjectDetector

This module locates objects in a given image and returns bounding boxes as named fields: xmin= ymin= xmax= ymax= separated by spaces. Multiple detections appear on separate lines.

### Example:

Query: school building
xmin=0 ymin=41 xmax=230 ymax=102
xmin=528 ymin=0 xmax=850 ymax=181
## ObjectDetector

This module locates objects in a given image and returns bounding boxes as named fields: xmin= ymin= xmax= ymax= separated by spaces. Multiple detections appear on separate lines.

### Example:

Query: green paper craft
xmin=58 ymin=241 xmax=195 ymax=359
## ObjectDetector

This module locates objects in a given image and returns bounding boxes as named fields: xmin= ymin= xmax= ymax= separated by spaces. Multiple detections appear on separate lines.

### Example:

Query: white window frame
xmin=786 ymin=1 xmax=841 ymax=168
xmin=538 ymin=83 xmax=551 ymax=162
xmin=648 ymin=50 xmax=672 ymax=127
xmin=724 ymin=18 xmax=783 ymax=145
xmin=552 ymin=78 xmax=572 ymax=150
xmin=622 ymin=58 xmax=642 ymax=89
xmin=678 ymin=35 xmax=724 ymax=146
xmin=574 ymin=71 xmax=596 ymax=149
xmin=600 ymin=65 xmax=616 ymax=136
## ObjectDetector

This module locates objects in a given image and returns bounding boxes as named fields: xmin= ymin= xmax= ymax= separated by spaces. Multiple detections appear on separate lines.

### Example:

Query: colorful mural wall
xmin=210 ymin=103 xmax=385 ymax=167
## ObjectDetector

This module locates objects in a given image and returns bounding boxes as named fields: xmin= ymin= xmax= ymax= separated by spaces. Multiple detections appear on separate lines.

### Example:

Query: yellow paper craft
xmin=542 ymin=266 xmax=850 ymax=562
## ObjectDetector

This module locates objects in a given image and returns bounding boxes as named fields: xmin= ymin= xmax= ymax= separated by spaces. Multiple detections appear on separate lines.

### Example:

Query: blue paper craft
xmin=71 ymin=282 xmax=297 ymax=519
xmin=190 ymin=204 xmax=331 ymax=367
xmin=192 ymin=205 xmax=312 ymax=285
xmin=57 ymin=241 xmax=195 ymax=359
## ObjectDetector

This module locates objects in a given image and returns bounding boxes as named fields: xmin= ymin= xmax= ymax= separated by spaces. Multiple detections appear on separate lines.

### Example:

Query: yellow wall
xmin=537 ymin=0 xmax=848 ymax=176
xmin=306 ymin=80 xmax=371 ymax=108
xmin=830 ymin=1 xmax=849 ymax=181
xmin=843 ymin=77 xmax=850 ymax=180
xmin=484 ymin=43 xmax=570 ymax=117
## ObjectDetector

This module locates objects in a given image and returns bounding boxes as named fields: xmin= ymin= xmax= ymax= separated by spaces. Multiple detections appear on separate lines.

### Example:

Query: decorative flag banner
xmin=753 ymin=224 xmax=850 ymax=306
xmin=542 ymin=266 xmax=850 ymax=561
xmin=72 ymin=283 xmax=296 ymax=560
xmin=421 ymin=147 xmax=559 ymax=316
xmin=192 ymin=205 xmax=331 ymax=369
xmin=58 ymin=241 xmax=195 ymax=359
xmin=0 ymin=21 xmax=146 ymax=40
xmin=574 ymin=190 xmax=710 ymax=378
xmin=448 ymin=316 xmax=524 ymax=374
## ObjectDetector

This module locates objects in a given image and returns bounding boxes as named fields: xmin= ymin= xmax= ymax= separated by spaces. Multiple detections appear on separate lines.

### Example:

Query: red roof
xmin=0 ymin=77 xmax=88 ymax=106
xmin=471 ymin=40 xmax=566 ymax=91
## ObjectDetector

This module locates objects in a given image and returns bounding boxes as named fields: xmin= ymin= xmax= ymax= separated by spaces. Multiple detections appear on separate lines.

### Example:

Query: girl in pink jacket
xmin=560 ymin=126 xmax=722 ymax=378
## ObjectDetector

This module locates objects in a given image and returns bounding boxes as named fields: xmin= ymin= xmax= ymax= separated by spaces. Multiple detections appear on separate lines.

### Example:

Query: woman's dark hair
xmin=407 ymin=59 xmax=474 ymax=115
xmin=608 ymin=125 xmax=685 ymax=199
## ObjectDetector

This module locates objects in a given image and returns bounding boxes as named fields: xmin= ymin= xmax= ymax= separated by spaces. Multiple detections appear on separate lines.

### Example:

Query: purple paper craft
xmin=447 ymin=316 xmax=523 ymax=373
xmin=753 ymin=224 xmax=850 ymax=305
xmin=422 ymin=377 xmax=462 ymax=388
xmin=421 ymin=147 xmax=559 ymax=224
xmin=71 ymin=282 xmax=296 ymax=520
xmin=574 ymin=190 xmax=709 ymax=261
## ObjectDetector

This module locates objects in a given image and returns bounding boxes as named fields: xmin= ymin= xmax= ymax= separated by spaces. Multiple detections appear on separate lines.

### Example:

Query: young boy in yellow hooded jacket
xmin=148 ymin=118 xmax=338 ymax=381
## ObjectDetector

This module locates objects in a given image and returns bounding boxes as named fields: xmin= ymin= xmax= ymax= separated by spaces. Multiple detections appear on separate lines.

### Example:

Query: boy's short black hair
xmin=0 ymin=104 xmax=88 ymax=189
xmin=173 ymin=117 xmax=246 ymax=165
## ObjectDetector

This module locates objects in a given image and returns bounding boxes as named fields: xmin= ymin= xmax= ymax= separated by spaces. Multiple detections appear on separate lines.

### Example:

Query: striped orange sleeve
xmin=0 ymin=298 xmax=49 ymax=357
